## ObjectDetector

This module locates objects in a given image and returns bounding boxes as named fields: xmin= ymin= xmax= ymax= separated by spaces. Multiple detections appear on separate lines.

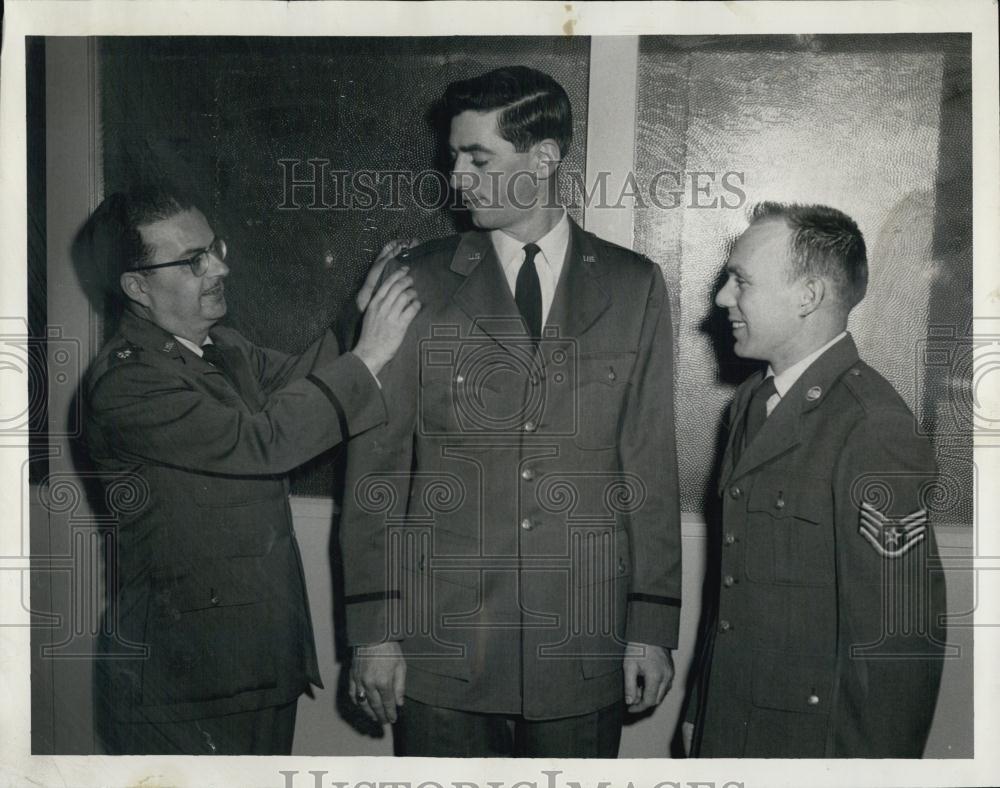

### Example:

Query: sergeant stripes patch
xmin=858 ymin=502 xmax=927 ymax=558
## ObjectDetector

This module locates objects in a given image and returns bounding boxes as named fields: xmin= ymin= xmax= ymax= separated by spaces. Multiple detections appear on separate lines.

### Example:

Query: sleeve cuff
xmin=306 ymin=350 xmax=387 ymax=438
xmin=626 ymin=596 xmax=681 ymax=650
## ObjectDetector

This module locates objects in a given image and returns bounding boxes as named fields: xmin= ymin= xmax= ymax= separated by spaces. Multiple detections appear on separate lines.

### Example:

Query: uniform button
xmin=523 ymin=420 xmax=537 ymax=433
xmin=807 ymin=694 xmax=820 ymax=706
xmin=724 ymin=532 xmax=736 ymax=546
xmin=775 ymin=496 xmax=786 ymax=510
xmin=723 ymin=574 xmax=735 ymax=587
xmin=521 ymin=468 xmax=536 ymax=481
xmin=618 ymin=558 xmax=627 ymax=574
xmin=729 ymin=486 xmax=742 ymax=499
xmin=607 ymin=367 xmax=616 ymax=382
xmin=520 ymin=518 xmax=535 ymax=531
xmin=210 ymin=595 xmax=220 ymax=606
xmin=719 ymin=619 xmax=731 ymax=632
xmin=455 ymin=374 xmax=465 ymax=384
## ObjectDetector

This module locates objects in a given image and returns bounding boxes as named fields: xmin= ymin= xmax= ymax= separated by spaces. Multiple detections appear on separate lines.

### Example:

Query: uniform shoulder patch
xmin=112 ymin=344 xmax=139 ymax=362
xmin=859 ymin=501 xmax=927 ymax=558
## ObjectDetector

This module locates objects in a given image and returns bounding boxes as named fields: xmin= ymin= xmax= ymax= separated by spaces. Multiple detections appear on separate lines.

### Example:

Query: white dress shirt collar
xmin=490 ymin=209 xmax=570 ymax=325
xmin=173 ymin=334 xmax=212 ymax=358
xmin=766 ymin=331 xmax=849 ymax=411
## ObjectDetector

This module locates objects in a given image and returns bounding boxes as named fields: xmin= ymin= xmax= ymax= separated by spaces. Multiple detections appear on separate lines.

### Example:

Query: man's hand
xmin=623 ymin=642 xmax=674 ymax=713
xmin=349 ymin=641 xmax=407 ymax=725
xmin=356 ymin=238 xmax=419 ymax=312
xmin=352 ymin=267 xmax=420 ymax=378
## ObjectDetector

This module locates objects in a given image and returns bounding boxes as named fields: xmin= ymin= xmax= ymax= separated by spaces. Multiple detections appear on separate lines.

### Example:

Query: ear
xmin=534 ymin=139 xmax=562 ymax=182
xmin=798 ymin=276 xmax=826 ymax=316
xmin=120 ymin=271 xmax=153 ymax=307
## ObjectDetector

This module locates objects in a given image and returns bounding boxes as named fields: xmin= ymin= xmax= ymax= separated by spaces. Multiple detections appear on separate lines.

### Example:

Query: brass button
xmin=719 ymin=619 xmax=731 ymax=632
xmin=210 ymin=595 xmax=220 ymax=606
xmin=775 ymin=496 xmax=786 ymax=510
xmin=618 ymin=559 xmax=627 ymax=574
xmin=521 ymin=468 xmax=536 ymax=481
xmin=729 ymin=486 xmax=742 ymax=499
xmin=455 ymin=374 xmax=465 ymax=384
xmin=807 ymin=694 xmax=820 ymax=706
xmin=520 ymin=518 xmax=535 ymax=531
xmin=723 ymin=575 xmax=735 ymax=587
xmin=523 ymin=420 xmax=537 ymax=433
xmin=724 ymin=533 xmax=736 ymax=546
xmin=607 ymin=367 xmax=616 ymax=382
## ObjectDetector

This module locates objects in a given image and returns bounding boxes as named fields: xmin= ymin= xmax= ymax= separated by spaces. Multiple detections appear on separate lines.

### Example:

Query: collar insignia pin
xmin=806 ymin=386 xmax=822 ymax=401
xmin=116 ymin=349 xmax=131 ymax=360
xmin=469 ymin=252 xmax=481 ymax=261
xmin=583 ymin=255 xmax=596 ymax=263
xmin=162 ymin=341 xmax=175 ymax=353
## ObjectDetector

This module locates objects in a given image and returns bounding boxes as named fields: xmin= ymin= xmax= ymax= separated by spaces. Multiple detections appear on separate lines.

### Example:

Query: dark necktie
xmin=201 ymin=343 xmax=235 ymax=387
xmin=515 ymin=243 xmax=543 ymax=344
xmin=743 ymin=375 xmax=778 ymax=449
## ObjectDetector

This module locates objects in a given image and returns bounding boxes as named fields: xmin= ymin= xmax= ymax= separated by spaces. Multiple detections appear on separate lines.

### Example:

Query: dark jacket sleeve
xmin=830 ymin=407 xmax=946 ymax=756
xmin=620 ymin=265 xmax=683 ymax=649
xmin=87 ymin=340 xmax=386 ymax=476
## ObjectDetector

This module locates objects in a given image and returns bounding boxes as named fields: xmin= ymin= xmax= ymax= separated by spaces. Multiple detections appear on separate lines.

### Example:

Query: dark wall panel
xmin=100 ymin=36 xmax=591 ymax=495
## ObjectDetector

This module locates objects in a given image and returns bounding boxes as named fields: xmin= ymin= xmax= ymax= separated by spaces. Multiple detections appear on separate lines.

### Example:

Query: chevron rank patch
xmin=859 ymin=502 xmax=927 ymax=558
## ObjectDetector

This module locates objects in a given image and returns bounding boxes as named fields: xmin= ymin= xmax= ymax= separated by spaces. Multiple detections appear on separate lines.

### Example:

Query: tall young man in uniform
xmin=339 ymin=66 xmax=682 ymax=757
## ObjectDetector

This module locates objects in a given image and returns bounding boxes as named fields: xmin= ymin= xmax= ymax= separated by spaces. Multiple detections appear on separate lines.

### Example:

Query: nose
xmin=715 ymin=276 xmax=736 ymax=309
xmin=450 ymin=168 xmax=477 ymax=194
xmin=206 ymin=253 xmax=229 ymax=278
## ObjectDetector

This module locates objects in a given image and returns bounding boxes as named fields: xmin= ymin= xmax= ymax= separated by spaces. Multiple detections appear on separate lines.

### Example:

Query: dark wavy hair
xmin=751 ymin=201 xmax=869 ymax=310
xmin=444 ymin=66 xmax=573 ymax=157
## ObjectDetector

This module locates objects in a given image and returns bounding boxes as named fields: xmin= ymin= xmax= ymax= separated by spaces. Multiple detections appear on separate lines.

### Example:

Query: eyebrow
xmin=449 ymin=144 xmax=496 ymax=155
xmin=179 ymin=237 xmax=216 ymax=257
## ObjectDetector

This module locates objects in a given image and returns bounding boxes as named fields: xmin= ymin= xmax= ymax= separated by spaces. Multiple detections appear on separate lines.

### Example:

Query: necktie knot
xmin=523 ymin=242 xmax=541 ymax=264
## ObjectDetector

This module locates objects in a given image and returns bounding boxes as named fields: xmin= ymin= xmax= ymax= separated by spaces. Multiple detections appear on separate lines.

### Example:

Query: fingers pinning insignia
xmin=859 ymin=502 xmax=927 ymax=558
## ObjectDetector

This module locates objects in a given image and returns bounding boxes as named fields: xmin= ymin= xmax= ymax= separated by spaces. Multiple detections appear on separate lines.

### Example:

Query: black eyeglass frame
xmin=130 ymin=237 xmax=227 ymax=277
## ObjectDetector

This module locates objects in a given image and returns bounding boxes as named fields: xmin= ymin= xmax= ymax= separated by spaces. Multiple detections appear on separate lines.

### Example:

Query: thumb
xmin=623 ymin=659 xmax=639 ymax=705
xmin=394 ymin=661 xmax=406 ymax=708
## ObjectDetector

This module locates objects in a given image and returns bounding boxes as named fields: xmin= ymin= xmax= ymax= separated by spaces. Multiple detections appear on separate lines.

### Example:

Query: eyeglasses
xmin=131 ymin=237 xmax=227 ymax=277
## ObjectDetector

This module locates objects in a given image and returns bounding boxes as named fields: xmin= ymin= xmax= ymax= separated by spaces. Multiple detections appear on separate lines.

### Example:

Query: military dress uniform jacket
xmin=689 ymin=335 xmax=946 ymax=757
xmin=84 ymin=310 xmax=386 ymax=723
xmin=339 ymin=220 xmax=682 ymax=720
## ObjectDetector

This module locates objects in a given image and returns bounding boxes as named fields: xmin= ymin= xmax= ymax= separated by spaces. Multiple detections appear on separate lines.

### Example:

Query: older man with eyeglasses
xmin=81 ymin=185 xmax=419 ymax=754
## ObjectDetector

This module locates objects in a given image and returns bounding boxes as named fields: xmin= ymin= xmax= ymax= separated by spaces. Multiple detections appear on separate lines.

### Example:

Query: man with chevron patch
xmin=683 ymin=202 xmax=948 ymax=757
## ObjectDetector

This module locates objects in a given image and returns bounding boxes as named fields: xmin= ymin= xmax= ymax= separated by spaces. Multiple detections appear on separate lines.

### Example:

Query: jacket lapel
xmin=545 ymin=220 xmax=612 ymax=341
xmin=450 ymin=231 xmax=526 ymax=353
xmin=724 ymin=334 xmax=861 ymax=483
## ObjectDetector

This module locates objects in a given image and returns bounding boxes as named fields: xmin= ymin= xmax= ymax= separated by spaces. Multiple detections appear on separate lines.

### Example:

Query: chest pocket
xmin=744 ymin=474 xmax=835 ymax=586
xmin=572 ymin=352 xmax=635 ymax=450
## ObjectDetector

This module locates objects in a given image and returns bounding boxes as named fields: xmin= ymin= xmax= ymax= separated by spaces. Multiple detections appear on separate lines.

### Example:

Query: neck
xmin=498 ymin=202 xmax=564 ymax=245
xmin=128 ymin=305 xmax=211 ymax=346
xmin=770 ymin=327 xmax=845 ymax=375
